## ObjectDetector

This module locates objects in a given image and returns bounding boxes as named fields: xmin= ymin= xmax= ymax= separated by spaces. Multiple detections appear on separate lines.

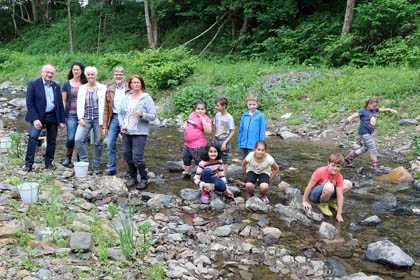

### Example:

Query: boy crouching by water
xmin=302 ymin=154 xmax=352 ymax=223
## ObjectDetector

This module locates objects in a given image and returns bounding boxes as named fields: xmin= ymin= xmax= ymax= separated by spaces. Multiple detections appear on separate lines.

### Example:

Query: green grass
xmin=278 ymin=67 xmax=420 ymax=134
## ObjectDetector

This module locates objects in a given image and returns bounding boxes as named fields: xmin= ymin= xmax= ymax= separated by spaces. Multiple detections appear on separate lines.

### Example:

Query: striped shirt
xmin=193 ymin=160 xmax=226 ymax=185
xmin=84 ymin=88 xmax=99 ymax=120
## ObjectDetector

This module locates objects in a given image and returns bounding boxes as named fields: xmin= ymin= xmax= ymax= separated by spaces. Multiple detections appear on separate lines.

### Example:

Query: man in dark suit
xmin=24 ymin=64 xmax=65 ymax=171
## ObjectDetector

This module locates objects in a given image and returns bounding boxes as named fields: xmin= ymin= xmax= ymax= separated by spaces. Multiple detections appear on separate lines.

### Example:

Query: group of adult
xmin=24 ymin=64 xmax=156 ymax=189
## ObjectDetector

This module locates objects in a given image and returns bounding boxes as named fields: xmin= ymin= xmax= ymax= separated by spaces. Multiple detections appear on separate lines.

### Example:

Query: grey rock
xmin=245 ymin=197 xmax=269 ymax=213
xmin=341 ymin=272 xmax=383 ymax=280
xmin=319 ymin=222 xmax=337 ymax=240
xmin=214 ymin=225 xmax=232 ymax=237
xmin=0 ymin=183 xmax=14 ymax=191
xmin=360 ymin=215 xmax=382 ymax=226
xmin=257 ymin=216 xmax=270 ymax=227
xmin=180 ymin=188 xmax=200 ymax=201
xmin=69 ymin=232 xmax=92 ymax=251
xmin=22 ymin=277 xmax=40 ymax=280
xmin=168 ymin=233 xmax=184 ymax=242
xmin=8 ymin=98 xmax=26 ymax=108
xmin=210 ymin=197 xmax=225 ymax=210
xmin=285 ymin=187 xmax=303 ymax=208
xmin=175 ymin=224 xmax=194 ymax=234
xmin=325 ymin=258 xmax=347 ymax=277
xmin=166 ymin=161 xmax=184 ymax=172
xmin=372 ymin=193 xmax=397 ymax=214
xmin=305 ymin=209 xmax=324 ymax=222
xmin=366 ymin=239 xmax=415 ymax=267
xmin=225 ymin=164 xmax=242 ymax=179
xmin=262 ymin=227 xmax=281 ymax=245
xmin=273 ymin=203 xmax=312 ymax=226
xmin=399 ymin=119 xmax=418 ymax=126
xmin=393 ymin=206 xmax=413 ymax=216
xmin=140 ymin=192 xmax=155 ymax=201
xmin=35 ymin=227 xmax=54 ymax=243
xmin=0 ymin=81 xmax=11 ymax=90
xmin=147 ymin=194 xmax=171 ymax=209
xmin=279 ymin=130 xmax=300 ymax=139
xmin=37 ymin=268 xmax=51 ymax=280
xmin=413 ymin=180 xmax=420 ymax=191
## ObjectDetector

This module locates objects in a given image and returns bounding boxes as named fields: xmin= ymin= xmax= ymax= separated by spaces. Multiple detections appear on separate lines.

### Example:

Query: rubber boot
xmin=344 ymin=150 xmax=359 ymax=167
xmin=329 ymin=199 xmax=338 ymax=211
xmin=319 ymin=203 xmax=333 ymax=216
xmin=137 ymin=164 xmax=149 ymax=190
xmin=126 ymin=163 xmax=138 ymax=188
xmin=62 ymin=148 xmax=73 ymax=167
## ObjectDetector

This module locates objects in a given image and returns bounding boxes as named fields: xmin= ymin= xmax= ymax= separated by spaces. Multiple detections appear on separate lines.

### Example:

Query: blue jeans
xmin=201 ymin=169 xmax=226 ymax=192
xmin=25 ymin=113 xmax=58 ymax=167
xmin=106 ymin=114 xmax=120 ymax=172
xmin=65 ymin=114 xmax=78 ymax=151
xmin=309 ymin=184 xmax=337 ymax=203
xmin=75 ymin=118 xmax=103 ymax=169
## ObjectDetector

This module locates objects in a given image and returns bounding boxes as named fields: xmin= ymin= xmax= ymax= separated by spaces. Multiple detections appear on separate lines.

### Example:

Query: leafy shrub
xmin=258 ymin=13 xmax=342 ymax=64
xmin=171 ymin=85 xmax=217 ymax=116
xmin=353 ymin=0 xmax=417 ymax=44
xmin=372 ymin=36 xmax=420 ymax=67
xmin=322 ymin=35 xmax=369 ymax=66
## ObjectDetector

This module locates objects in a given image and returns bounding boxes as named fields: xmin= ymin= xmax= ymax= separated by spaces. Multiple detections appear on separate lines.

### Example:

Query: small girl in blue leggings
xmin=193 ymin=145 xmax=234 ymax=204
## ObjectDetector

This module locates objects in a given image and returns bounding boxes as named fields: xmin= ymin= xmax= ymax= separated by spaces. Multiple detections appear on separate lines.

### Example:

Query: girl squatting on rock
xmin=193 ymin=145 xmax=234 ymax=204
xmin=340 ymin=97 xmax=398 ymax=173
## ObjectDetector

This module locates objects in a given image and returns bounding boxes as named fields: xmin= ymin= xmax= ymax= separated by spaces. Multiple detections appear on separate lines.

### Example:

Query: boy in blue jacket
xmin=237 ymin=95 xmax=267 ymax=159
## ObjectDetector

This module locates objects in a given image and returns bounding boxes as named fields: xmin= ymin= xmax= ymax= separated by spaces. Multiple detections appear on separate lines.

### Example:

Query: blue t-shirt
xmin=357 ymin=108 xmax=379 ymax=135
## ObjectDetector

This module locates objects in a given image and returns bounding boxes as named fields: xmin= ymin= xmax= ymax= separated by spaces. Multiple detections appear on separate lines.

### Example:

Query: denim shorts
xmin=309 ymin=184 xmax=336 ymax=203
xmin=213 ymin=138 xmax=231 ymax=164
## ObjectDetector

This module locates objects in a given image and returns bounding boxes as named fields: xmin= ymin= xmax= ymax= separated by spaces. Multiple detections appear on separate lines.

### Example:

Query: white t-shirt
xmin=113 ymin=86 xmax=126 ymax=113
xmin=245 ymin=152 xmax=275 ymax=176
xmin=213 ymin=112 xmax=235 ymax=140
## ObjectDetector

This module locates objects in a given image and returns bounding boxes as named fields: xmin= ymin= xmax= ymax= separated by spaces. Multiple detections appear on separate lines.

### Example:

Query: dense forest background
xmin=0 ymin=0 xmax=418 ymax=67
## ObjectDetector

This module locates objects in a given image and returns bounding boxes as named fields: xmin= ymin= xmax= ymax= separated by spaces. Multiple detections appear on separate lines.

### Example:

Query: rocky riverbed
xmin=0 ymin=81 xmax=419 ymax=280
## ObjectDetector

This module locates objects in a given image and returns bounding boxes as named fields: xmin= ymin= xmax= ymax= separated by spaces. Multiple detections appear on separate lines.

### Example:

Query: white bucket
xmin=17 ymin=183 xmax=39 ymax=204
xmin=74 ymin=161 xmax=89 ymax=178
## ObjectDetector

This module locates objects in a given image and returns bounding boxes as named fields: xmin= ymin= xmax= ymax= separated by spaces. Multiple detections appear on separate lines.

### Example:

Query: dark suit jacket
xmin=25 ymin=77 xmax=65 ymax=124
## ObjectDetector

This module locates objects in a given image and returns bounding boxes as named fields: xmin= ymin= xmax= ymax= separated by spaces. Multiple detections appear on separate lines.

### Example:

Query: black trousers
xmin=25 ymin=113 xmax=58 ymax=167
xmin=122 ymin=134 xmax=148 ymax=179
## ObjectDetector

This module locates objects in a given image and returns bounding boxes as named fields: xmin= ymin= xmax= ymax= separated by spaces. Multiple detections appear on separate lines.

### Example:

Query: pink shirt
xmin=184 ymin=112 xmax=211 ymax=148
xmin=310 ymin=166 xmax=344 ymax=188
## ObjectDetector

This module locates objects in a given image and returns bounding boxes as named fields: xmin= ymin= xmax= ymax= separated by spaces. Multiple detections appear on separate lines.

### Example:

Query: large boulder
xmin=70 ymin=232 xmax=92 ymax=251
xmin=376 ymin=166 xmax=413 ymax=184
xmin=366 ymin=240 xmax=415 ymax=268
xmin=180 ymin=188 xmax=200 ymax=201
xmin=8 ymin=98 xmax=26 ymax=108
xmin=319 ymin=222 xmax=337 ymax=240
xmin=245 ymin=197 xmax=269 ymax=213
xmin=273 ymin=203 xmax=311 ymax=226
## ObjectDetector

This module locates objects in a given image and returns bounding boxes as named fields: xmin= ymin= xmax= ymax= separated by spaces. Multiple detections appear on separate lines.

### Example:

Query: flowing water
xmin=6 ymin=107 xmax=420 ymax=279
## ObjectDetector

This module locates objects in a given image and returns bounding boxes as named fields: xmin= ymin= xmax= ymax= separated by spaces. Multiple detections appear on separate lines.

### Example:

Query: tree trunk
xmin=342 ymin=0 xmax=356 ymax=35
xmin=67 ymin=0 xmax=74 ymax=52
xmin=31 ymin=0 xmax=38 ymax=23
xmin=239 ymin=15 xmax=248 ymax=36
xmin=144 ymin=0 xmax=158 ymax=48
xmin=11 ymin=2 xmax=18 ymax=35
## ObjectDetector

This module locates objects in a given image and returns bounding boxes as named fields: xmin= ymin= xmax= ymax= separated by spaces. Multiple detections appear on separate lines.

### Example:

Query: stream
xmin=2 ymin=89 xmax=419 ymax=279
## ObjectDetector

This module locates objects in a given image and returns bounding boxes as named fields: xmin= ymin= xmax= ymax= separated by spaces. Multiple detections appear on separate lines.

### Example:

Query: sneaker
xmin=261 ymin=195 xmax=270 ymax=204
xmin=318 ymin=203 xmax=333 ymax=216
xmin=328 ymin=199 xmax=338 ymax=211
xmin=200 ymin=189 xmax=210 ymax=204
xmin=61 ymin=157 xmax=72 ymax=168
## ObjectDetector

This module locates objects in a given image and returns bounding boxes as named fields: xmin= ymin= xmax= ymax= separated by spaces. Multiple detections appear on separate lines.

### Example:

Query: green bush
xmin=171 ymin=85 xmax=217 ymax=116
xmin=372 ymin=36 xmax=420 ymax=67
xmin=322 ymin=35 xmax=369 ymax=66
xmin=353 ymin=0 xmax=418 ymax=44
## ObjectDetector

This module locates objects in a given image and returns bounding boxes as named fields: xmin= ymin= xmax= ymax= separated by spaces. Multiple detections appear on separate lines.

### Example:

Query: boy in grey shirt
xmin=212 ymin=97 xmax=235 ymax=176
